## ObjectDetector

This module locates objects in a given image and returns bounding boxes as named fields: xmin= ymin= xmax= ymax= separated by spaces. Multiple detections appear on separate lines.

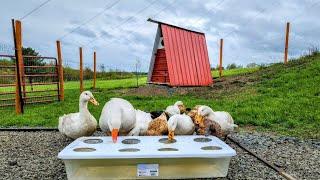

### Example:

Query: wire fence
xmin=0 ymin=54 xmax=16 ymax=107
xmin=0 ymin=54 xmax=60 ymax=107
xmin=22 ymin=55 xmax=59 ymax=104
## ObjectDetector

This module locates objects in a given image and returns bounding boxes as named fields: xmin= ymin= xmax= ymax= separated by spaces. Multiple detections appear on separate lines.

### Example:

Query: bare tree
xmin=135 ymin=59 xmax=141 ymax=87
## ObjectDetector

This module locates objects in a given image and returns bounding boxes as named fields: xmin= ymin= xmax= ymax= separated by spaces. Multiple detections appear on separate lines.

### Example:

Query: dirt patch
xmin=117 ymin=85 xmax=171 ymax=96
xmin=118 ymin=74 xmax=259 ymax=98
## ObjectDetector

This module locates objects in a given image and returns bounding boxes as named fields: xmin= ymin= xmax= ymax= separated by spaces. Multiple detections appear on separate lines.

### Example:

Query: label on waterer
xmin=137 ymin=164 xmax=159 ymax=177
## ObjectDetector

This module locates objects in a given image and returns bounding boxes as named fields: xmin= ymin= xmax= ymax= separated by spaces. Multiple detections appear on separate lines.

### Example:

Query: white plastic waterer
xmin=58 ymin=135 xmax=236 ymax=179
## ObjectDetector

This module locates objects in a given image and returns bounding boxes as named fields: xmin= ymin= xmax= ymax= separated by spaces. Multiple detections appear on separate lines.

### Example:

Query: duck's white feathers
xmin=207 ymin=111 xmax=237 ymax=133
xmin=128 ymin=109 xmax=152 ymax=136
xmin=165 ymin=105 xmax=180 ymax=117
xmin=59 ymin=112 xmax=97 ymax=139
xmin=199 ymin=106 xmax=238 ymax=134
xmin=168 ymin=114 xmax=195 ymax=135
xmin=99 ymin=98 xmax=136 ymax=135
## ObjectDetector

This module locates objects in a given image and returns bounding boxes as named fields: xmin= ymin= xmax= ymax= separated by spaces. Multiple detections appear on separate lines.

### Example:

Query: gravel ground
xmin=0 ymin=131 xmax=319 ymax=180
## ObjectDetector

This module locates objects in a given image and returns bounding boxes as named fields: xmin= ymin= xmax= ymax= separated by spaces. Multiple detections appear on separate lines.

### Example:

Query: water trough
xmin=58 ymin=135 xmax=236 ymax=179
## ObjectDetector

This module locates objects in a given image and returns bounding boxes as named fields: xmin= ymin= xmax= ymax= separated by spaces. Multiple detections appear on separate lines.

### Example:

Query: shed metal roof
xmin=148 ymin=20 xmax=213 ymax=86
xmin=147 ymin=18 xmax=205 ymax=35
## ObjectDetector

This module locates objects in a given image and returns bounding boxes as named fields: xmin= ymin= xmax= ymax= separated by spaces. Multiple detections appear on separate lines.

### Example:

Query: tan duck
xmin=146 ymin=113 xmax=168 ymax=136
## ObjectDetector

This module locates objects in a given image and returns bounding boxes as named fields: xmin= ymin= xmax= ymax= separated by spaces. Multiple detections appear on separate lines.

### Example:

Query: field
xmin=0 ymin=54 xmax=319 ymax=139
xmin=211 ymin=67 xmax=259 ymax=78
xmin=64 ymin=77 xmax=147 ymax=90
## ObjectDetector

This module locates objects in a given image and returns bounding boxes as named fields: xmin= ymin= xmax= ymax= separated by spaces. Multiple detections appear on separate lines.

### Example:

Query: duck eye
xmin=85 ymin=93 xmax=88 ymax=95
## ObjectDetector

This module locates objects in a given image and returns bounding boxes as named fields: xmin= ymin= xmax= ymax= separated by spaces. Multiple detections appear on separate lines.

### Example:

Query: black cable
xmin=20 ymin=0 xmax=53 ymax=20
xmin=289 ymin=0 xmax=320 ymax=21
xmin=192 ymin=0 xmax=226 ymax=31
xmin=113 ymin=0 xmax=158 ymax=30
xmin=86 ymin=0 xmax=159 ymax=47
xmin=58 ymin=0 xmax=121 ymax=40
xmin=223 ymin=1 xmax=279 ymax=39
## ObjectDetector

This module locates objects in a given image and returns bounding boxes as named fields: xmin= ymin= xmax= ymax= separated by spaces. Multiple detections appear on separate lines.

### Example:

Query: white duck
xmin=128 ymin=109 xmax=153 ymax=136
xmin=165 ymin=101 xmax=185 ymax=117
xmin=58 ymin=91 xmax=99 ymax=139
xmin=167 ymin=114 xmax=195 ymax=140
xmin=198 ymin=106 xmax=238 ymax=135
xmin=99 ymin=98 xmax=136 ymax=143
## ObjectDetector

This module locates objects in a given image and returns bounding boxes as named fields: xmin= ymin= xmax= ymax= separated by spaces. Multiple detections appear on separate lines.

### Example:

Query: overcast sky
xmin=0 ymin=0 xmax=319 ymax=72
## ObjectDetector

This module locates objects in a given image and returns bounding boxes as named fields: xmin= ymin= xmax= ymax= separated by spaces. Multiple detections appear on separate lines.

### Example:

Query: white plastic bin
xmin=58 ymin=135 xmax=236 ymax=179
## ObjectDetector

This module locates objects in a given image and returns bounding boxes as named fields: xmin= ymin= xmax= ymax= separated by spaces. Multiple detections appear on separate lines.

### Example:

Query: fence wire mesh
xmin=0 ymin=54 xmax=60 ymax=108
xmin=0 ymin=55 xmax=16 ymax=107
xmin=21 ymin=55 xmax=59 ymax=104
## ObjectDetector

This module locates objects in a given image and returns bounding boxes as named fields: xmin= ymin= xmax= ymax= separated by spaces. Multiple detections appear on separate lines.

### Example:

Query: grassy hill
xmin=211 ymin=67 xmax=259 ymax=78
xmin=0 ymin=53 xmax=319 ymax=139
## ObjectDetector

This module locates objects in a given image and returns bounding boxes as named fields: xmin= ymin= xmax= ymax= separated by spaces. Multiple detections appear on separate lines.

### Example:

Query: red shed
xmin=147 ymin=19 xmax=213 ymax=86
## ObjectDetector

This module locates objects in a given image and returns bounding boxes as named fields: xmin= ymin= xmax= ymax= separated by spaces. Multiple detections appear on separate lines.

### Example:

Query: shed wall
xmin=161 ymin=24 xmax=212 ymax=86
xmin=151 ymin=49 xmax=169 ymax=84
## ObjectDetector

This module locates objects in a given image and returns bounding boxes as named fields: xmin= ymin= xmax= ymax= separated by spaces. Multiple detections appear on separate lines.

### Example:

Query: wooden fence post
xmin=284 ymin=22 xmax=290 ymax=64
xmin=93 ymin=51 xmax=96 ymax=89
xmin=12 ymin=19 xmax=24 ymax=114
xmin=14 ymin=21 xmax=26 ymax=100
xmin=56 ymin=40 xmax=64 ymax=101
xmin=79 ymin=47 xmax=83 ymax=92
xmin=219 ymin=38 xmax=223 ymax=78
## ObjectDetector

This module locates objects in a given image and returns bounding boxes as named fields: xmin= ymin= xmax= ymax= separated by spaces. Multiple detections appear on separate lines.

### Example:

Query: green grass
xmin=212 ymin=67 xmax=259 ymax=78
xmin=0 ymin=77 xmax=147 ymax=127
xmin=64 ymin=77 xmax=147 ymax=90
xmin=0 ymin=55 xmax=319 ymax=139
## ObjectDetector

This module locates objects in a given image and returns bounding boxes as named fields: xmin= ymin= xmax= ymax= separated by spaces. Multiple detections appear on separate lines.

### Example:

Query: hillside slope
xmin=0 ymin=53 xmax=319 ymax=138
xmin=123 ymin=53 xmax=320 ymax=138
xmin=231 ymin=53 xmax=320 ymax=138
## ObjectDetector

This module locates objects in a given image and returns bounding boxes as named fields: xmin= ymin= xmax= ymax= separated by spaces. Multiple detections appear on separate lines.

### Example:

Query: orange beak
xmin=89 ymin=97 xmax=99 ymax=106
xmin=111 ymin=129 xmax=119 ymax=143
xmin=168 ymin=130 xmax=175 ymax=141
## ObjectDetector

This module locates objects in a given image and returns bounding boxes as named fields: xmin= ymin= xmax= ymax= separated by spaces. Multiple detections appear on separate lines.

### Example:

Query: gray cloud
xmin=100 ymin=30 xmax=114 ymax=39
xmin=0 ymin=0 xmax=319 ymax=71
xmin=71 ymin=27 xmax=97 ymax=38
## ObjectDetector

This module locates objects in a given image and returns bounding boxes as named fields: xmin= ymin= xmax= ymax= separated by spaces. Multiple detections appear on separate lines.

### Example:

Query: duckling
xmin=146 ymin=113 xmax=168 ymax=136
xmin=167 ymin=114 xmax=195 ymax=141
xmin=58 ymin=91 xmax=99 ymax=139
xmin=198 ymin=106 xmax=238 ymax=136
xmin=128 ymin=109 xmax=153 ymax=136
xmin=187 ymin=105 xmax=201 ymax=122
xmin=165 ymin=101 xmax=186 ymax=117
xmin=99 ymin=98 xmax=136 ymax=143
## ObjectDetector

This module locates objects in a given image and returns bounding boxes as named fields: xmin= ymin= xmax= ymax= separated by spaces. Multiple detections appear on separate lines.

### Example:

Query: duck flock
xmin=58 ymin=91 xmax=238 ymax=143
